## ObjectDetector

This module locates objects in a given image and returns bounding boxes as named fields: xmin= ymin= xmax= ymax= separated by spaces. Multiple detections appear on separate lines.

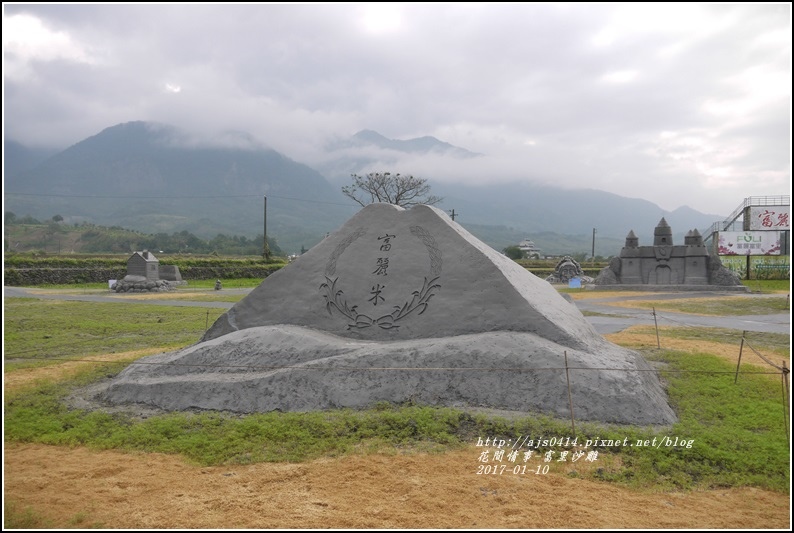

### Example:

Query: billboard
xmin=717 ymin=231 xmax=781 ymax=256
xmin=746 ymin=206 xmax=789 ymax=230
xmin=720 ymin=255 xmax=790 ymax=280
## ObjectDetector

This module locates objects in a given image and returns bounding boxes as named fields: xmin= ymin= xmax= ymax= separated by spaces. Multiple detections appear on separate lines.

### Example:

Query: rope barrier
xmin=743 ymin=340 xmax=787 ymax=372
xmin=4 ymin=355 xmax=784 ymax=375
xmin=651 ymin=310 xmax=790 ymax=348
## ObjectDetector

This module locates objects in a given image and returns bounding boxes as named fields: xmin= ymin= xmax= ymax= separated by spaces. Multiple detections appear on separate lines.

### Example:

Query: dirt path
xmin=4 ymin=443 xmax=790 ymax=529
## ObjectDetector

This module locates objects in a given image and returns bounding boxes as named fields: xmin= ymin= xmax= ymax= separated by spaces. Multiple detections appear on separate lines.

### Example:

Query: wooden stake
xmin=653 ymin=307 xmax=660 ymax=349
xmin=564 ymin=351 xmax=576 ymax=436
xmin=734 ymin=330 xmax=746 ymax=384
xmin=782 ymin=361 xmax=790 ymax=447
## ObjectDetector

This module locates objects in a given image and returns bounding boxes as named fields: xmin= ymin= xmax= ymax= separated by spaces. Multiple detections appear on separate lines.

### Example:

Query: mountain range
xmin=4 ymin=122 xmax=358 ymax=254
xmin=3 ymin=121 xmax=727 ymax=256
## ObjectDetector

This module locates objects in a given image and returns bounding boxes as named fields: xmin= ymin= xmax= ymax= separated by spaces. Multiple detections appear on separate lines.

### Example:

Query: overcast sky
xmin=3 ymin=3 xmax=791 ymax=215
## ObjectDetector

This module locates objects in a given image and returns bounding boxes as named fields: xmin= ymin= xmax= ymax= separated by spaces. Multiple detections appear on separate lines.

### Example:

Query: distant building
xmin=112 ymin=250 xmax=175 ymax=293
xmin=518 ymin=239 xmax=541 ymax=259
xmin=127 ymin=250 xmax=160 ymax=281
xmin=702 ymin=195 xmax=790 ymax=280
xmin=703 ymin=196 xmax=789 ymax=249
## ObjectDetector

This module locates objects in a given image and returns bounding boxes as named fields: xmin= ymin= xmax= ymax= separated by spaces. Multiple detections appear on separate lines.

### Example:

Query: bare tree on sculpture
xmin=342 ymin=172 xmax=443 ymax=208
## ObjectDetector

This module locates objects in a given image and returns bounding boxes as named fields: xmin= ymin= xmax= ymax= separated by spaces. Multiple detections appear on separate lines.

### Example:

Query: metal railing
xmin=703 ymin=196 xmax=790 ymax=244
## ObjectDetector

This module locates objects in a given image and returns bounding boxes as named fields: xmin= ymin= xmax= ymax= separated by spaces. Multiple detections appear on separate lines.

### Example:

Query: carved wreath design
xmin=320 ymin=275 xmax=441 ymax=330
xmin=320 ymin=224 xmax=442 ymax=330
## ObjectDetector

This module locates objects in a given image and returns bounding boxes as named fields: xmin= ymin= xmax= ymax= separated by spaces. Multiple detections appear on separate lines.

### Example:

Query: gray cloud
xmin=3 ymin=2 xmax=790 ymax=215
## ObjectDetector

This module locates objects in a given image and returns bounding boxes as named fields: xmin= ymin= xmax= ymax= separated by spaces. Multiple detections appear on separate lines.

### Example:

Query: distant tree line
xmin=79 ymin=230 xmax=282 ymax=256
xmin=4 ymin=212 xmax=47 ymax=225
xmin=503 ymin=242 xmax=611 ymax=263
xmin=5 ymin=211 xmax=282 ymax=256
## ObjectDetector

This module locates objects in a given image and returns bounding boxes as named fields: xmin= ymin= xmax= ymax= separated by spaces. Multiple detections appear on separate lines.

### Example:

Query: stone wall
xmin=111 ymin=277 xmax=174 ymax=293
xmin=4 ymin=265 xmax=282 ymax=285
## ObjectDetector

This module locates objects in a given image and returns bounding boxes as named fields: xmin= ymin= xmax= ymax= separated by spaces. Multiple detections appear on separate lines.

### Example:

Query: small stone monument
xmin=111 ymin=250 xmax=174 ymax=293
xmin=127 ymin=250 xmax=159 ymax=281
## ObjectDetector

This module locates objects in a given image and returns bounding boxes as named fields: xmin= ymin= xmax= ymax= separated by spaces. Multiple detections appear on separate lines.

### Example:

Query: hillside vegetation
xmin=4 ymin=221 xmax=281 ymax=256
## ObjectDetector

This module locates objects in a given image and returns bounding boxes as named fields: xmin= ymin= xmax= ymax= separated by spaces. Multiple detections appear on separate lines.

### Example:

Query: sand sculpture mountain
xmin=101 ymin=204 xmax=677 ymax=425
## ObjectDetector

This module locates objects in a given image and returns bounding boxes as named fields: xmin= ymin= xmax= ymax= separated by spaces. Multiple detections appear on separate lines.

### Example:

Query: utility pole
xmin=591 ymin=228 xmax=596 ymax=260
xmin=449 ymin=209 xmax=458 ymax=221
xmin=263 ymin=195 xmax=270 ymax=261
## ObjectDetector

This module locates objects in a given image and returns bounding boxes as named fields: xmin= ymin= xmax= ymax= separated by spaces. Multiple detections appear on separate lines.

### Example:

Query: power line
xmin=5 ymin=191 xmax=359 ymax=208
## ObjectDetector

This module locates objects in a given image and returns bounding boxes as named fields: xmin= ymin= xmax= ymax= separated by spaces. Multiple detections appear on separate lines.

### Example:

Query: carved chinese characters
xmin=320 ymin=226 xmax=442 ymax=330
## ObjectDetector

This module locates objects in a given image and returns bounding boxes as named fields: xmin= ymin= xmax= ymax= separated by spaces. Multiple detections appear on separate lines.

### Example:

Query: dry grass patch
xmin=565 ymin=291 xmax=660 ymax=301
xmin=4 ymin=443 xmax=790 ymax=529
xmin=598 ymin=295 xmax=789 ymax=316
xmin=606 ymin=325 xmax=790 ymax=370
xmin=4 ymin=348 xmax=163 ymax=395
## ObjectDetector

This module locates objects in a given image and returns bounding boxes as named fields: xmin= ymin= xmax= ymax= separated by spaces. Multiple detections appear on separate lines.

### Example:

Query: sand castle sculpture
xmin=101 ymin=204 xmax=676 ymax=425
xmin=545 ymin=256 xmax=593 ymax=285
xmin=595 ymin=218 xmax=744 ymax=289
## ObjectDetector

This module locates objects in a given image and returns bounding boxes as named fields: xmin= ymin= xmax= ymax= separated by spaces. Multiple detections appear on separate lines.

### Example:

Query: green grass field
xmin=556 ymin=279 xmax=789 ymax=295
xmin=3 ymin=290 xmax=791 ymax=494
xmin=24 ymin=278 xmax=265 ymax=290
xmin=4 ymin=299 xmax=226 ymax=371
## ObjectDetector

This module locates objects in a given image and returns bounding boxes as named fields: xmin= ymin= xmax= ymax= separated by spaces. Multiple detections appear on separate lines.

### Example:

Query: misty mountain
xmin=319 ymin=129 xmax=482 ymax=184
xmin=339 ymin=129 xmax=482 ymax=158
xmin=3 ymin=140 xmax=59 ymax=177
xmin=432 ymin=181 xmax=725 ymax=254
xmin=4 ymin=122 xmax=358 ymax=254
xmin=4 ymin=123 xmax=727 ymax=257
xmin=318 ymin=130 xmax=725 ymax=255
